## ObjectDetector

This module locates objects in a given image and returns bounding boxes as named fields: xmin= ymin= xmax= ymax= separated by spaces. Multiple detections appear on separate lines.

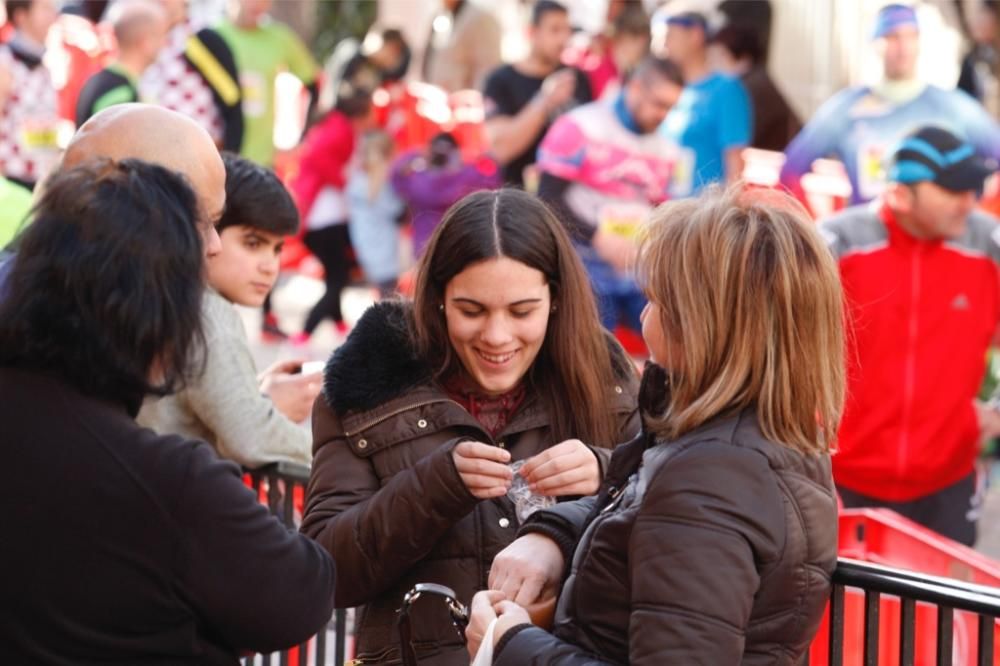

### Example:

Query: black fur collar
xmin=321 ymin=300 xmax=431 ymax=415
xmin=321 ymin=300 xmax=636 ymax=415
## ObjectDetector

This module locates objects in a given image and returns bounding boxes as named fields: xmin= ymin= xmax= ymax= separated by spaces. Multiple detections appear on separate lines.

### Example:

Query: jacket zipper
xmin=344 ymin=398 xmax=462 ymax=437
xmin=600 ymin=485 xmax=622 ymax=514
xmin=897 ymin=247 xmax=922 ymax=490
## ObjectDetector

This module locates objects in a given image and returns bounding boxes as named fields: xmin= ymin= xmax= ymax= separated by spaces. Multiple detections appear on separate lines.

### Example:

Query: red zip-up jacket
xmin=820 ymin=202 xmax=1000 ymax=501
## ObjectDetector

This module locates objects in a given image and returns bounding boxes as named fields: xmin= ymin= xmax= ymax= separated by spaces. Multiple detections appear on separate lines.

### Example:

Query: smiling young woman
xmin=301 ymin=188 xmax=639 ymax=666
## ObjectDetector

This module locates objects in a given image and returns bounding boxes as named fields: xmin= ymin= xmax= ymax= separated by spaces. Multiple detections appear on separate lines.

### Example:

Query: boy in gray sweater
xmin=138 ymin=153 xmax=319 ymax=467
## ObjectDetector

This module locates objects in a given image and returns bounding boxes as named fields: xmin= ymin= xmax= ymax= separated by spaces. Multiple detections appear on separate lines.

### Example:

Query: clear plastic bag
xmin=507 ymin=460 xmax=556 ymax=523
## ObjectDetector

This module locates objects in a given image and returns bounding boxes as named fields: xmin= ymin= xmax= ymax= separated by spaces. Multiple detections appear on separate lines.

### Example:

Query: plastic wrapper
xmin=507 ymin=460 xmax=556 ymax=523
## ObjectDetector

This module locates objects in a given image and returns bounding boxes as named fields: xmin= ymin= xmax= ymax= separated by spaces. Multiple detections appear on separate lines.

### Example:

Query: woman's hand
xmin=493 ymin=600 xmax=532 ymax=649
xmin=467 ymin=591 xmax=533 ymax=659
xmin=520 ymin=439 xmax=600 ymax=496
xmin=466 ymin=589 xmax=504 ymax=659
xmin=452 ymin=441 xmax=513 ymax=499
xmin=489 ymin=532 xmax=565 ymax=606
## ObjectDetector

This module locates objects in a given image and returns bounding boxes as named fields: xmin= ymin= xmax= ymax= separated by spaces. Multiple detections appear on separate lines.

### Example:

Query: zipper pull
xmin=600 ymin=486 xmax=621 ymax=514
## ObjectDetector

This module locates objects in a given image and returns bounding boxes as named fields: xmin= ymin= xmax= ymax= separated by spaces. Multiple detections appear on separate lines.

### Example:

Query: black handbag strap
xmin=397 ymin=583 xmax=470 ymax=666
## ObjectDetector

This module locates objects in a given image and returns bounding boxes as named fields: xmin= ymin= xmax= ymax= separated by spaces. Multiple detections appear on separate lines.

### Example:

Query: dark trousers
xmin=303 ymin=224 xmax=351 ymax=334
xmin=838 ymin=469 xmax=983 ymax=547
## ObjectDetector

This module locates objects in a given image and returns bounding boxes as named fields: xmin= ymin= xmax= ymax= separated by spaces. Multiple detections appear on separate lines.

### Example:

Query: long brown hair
xmin=413 ymin=188 xmax=623 ymax=447
xmin=636 ymin=184 xmax=845 ymax=454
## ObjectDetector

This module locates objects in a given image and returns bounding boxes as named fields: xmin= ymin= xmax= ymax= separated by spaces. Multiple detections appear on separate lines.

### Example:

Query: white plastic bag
xmin=470 ymin=617 xmax=498 ymax=666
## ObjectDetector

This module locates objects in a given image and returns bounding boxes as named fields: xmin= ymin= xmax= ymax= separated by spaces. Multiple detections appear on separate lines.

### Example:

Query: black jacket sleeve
xmin=495 ymin=626 xmax=612 ymax=665
xmin=186 ymin=28 xmax=244 ymax=152
xmin=537 ymin=171 xmax=597 ymax=244
xmin=174 ymin=441 xmax=335 ymax=653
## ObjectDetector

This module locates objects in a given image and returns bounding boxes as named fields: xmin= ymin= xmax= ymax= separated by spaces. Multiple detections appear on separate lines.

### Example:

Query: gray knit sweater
xmin=137 ymin=289 xmax=311 ymax=468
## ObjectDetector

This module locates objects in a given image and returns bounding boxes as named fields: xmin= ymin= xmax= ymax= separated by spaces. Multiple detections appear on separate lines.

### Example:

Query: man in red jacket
xmin=819 ymin=125 xmax=1000 ymax=545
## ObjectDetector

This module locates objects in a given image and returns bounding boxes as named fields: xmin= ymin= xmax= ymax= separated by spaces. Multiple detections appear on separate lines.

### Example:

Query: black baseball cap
xmin=888 ymin=126 xmax=996 ymax=192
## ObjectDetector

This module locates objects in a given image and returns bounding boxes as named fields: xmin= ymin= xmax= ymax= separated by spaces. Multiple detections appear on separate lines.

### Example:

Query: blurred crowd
xmin=8 ymin=1 xmax=1000 ymax=662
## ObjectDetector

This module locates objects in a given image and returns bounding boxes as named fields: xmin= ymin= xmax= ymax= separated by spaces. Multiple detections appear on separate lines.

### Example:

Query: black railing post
xmin=283 ymin=481 xmax=296 ymax=527
xmin=315 ymin=622 xmax=327 ymax=666
xmin=829 ymin=584 xmax=845 ymax=666
xmin=899 ymin=597 xmax=916 ymax=666
xmin=936 ymin=605 xmax=953 ymax=666
xmin=863 ymin=590 xmax=880 ymax=666
xmin=335 ymin=608 xmax=348 ymax=665
xmin=267 ymin=471 xmax=281 ymax=516
xmin=977 ymin=613 xmax=994 ymax=666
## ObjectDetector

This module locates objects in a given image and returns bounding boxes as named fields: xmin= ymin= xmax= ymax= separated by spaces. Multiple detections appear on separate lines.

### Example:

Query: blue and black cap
xmin=888 ymin=126 xmax=996 ymax=192
xmin=660 ymin=11 xmax=708 ymax=33
xmin=872 ymin=4 xmax=918 ymax=39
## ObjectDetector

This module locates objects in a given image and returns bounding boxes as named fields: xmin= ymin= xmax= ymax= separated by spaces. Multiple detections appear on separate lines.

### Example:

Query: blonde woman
xmin=466 ymin=185 xmax=844 ymax=664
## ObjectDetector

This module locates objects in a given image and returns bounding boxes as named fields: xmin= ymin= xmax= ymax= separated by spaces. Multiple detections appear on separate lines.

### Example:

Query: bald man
xmin=75 ymin=1 xmax=168 ymax=127
xmin=63 ymin=103 xmax=225 ymax=258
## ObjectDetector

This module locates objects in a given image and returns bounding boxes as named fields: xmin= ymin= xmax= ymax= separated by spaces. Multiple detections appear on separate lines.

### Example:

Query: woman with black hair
xmin=0 ymin=159 xmax=335 ymax=664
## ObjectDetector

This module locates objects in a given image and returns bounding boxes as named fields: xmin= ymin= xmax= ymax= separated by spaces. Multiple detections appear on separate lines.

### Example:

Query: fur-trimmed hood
xmin=321 ymin=300 xmax=636 ymax=416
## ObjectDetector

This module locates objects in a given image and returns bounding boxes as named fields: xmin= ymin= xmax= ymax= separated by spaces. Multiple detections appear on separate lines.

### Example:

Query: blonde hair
xmin=636 ymin=184 xmax=845 ymax=454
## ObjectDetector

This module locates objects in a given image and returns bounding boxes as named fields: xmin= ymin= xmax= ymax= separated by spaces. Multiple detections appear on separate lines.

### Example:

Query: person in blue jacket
xmin=780 ymin=3 xmax=1000 ymax=210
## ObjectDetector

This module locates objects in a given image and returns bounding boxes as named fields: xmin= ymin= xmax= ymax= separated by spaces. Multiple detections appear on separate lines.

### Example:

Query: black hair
xmin=710 ymin=24 xmax=764 ymax=66
xmin=381 ymin=28 xmax=407 ymax=50
xmin=4 ymin=0 xmax=31 ymax=24
xmin=81 ymin=0 xmax=110 ymax=23
xmin=378 ymin=28 xmax=412 ymax=82
xmin=531 ymin=0 xmax=567 ymax=27
xmin=429 ymin=131 xmax=459 ymax=166
xmin=218 ymin=152 xmax=299 ymax=237
xmin=333 ymin=80 xmax=374 ymax=118
xmin=0 ymin=159 xmax=206 ymax=414
xmin=632 ymin=55 xmax=685 ymax=86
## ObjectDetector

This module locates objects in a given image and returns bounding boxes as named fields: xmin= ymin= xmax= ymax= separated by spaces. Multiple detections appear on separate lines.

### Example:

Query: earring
xmin=551 ymin=304 xmax=557 ymax=313
xmin=439 ymin=304 xmax=445 ymax=312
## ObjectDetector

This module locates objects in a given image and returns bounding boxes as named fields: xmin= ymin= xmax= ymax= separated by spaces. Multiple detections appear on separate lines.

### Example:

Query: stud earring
xmin=439 ymin=304 xmax=445 ymax=312
xmin=551 ymin=304 xmax=558 ymax=312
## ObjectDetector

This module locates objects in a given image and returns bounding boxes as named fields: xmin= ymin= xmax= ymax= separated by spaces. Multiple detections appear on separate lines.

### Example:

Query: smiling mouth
xmin=475 ymin=349 xmax=517 ymax=365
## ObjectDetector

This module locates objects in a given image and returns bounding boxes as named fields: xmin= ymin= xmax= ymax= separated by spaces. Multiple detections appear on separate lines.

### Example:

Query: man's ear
xmin=884 ymin=182 xmax=914 ymax=214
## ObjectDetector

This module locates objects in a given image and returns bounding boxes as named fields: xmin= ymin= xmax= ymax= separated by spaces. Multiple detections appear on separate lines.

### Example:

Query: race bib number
xmin=668 ymin=147 xmax=695 ymax=198
xmin=857 ymin=140 xmax=888 ymax=200
xmin=598 ymin=202 xmax=651 ymax=239
xmin=20 ymin=118 xmax=60 ymax=151
xmin=240 ymin=71 xmax=266 ymax=118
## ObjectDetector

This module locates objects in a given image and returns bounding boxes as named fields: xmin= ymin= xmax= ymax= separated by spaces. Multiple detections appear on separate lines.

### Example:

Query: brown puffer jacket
xmin=495 ymin=365 xmax=838 ymax=666
xmin=300 ymin=301 xmax=639 ymax=665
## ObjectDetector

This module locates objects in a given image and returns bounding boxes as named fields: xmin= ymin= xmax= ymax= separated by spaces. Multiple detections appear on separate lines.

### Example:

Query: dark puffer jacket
xmin=495 ymin=365 xmax=838 ymax=666
xmin=300 ymin=301 xmax=639 ymax=665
